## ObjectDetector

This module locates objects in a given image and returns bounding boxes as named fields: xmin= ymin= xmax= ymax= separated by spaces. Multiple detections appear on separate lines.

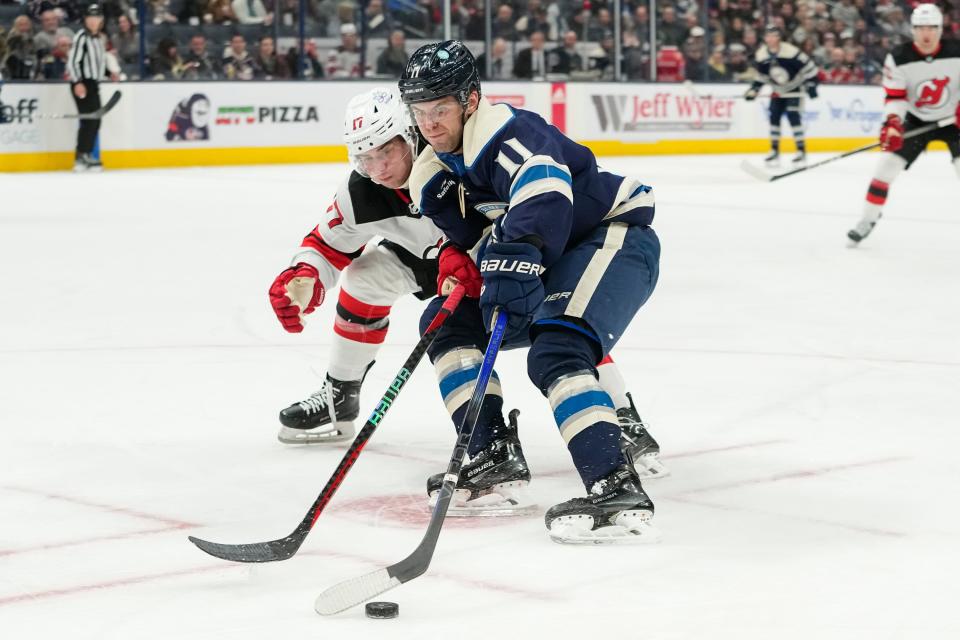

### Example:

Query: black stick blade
xmin=187 ymin=534 xmax=303 ymax=563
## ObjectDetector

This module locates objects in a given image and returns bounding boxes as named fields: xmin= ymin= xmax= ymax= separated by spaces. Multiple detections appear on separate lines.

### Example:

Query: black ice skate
xmin=277 ymin=373 xmax=362 ymax=445
xmin=617 ymin=392 xmax=669 ymax=479
xmin=545 ymin=465 xmax=661 ymax=545
xmin=427 ymin=410 xmax=536 ymax=516
xmin=73 ymin=153 xmax=103 ymax=173
xmin=791 ymin=151 xmax=807 ymax=167
xmin=847 ymin=212 xmax=882 ymax=247
xmin=764 ymin=150 xmax=780 ymax=167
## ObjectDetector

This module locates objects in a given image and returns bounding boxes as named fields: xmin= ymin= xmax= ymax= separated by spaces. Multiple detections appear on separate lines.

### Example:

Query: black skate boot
xmin=427 ymin=409 xmax=535 ymax=516
xmin=277 ymin=373 xmax=363 ymax=445
xmin=617 ymin=392 xmax=669 ymax=479
xmin=764 ymin=150 xmax=780 ymax=167
xmin=847 ymin=212 xmax=881 ymax=247
xmin=791 ymin=151 xmax=807 ymax=167
xmin=545 ymin=465 xmax=660 ymax=544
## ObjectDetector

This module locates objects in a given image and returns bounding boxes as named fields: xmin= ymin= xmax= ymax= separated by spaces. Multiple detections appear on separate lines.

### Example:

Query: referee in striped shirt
xmin=67 ymin=4 xmax=112 ymax=171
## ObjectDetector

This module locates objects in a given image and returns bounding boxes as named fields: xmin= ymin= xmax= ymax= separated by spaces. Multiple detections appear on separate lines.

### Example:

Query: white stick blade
xmin=314 ymin=568 xmax=401 ymax=615
xmin=739 ymin=160 xmax=773 ymax=182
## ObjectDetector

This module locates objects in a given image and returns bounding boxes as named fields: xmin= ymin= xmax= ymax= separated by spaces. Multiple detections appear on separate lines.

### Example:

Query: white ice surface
xmin=1 ymin=154 xmax=959 ymax=639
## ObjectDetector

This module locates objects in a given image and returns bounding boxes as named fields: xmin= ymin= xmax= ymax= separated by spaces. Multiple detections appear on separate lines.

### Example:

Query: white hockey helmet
xmin=911 ymin=3 xmax=943 ymax=28
xmin=343 ymin=87 xmax=417 ymax=176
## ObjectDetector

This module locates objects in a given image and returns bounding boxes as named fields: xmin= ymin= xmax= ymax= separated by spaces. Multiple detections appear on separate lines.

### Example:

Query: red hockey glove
xmin=269 ymin=263 xmax=324 ymax=333
xmin=437 ymin=243 xmax=482 ymax=298
xmin=955 ymin=101 xmax=960 ymax=128
xmin=880 ymin=114 xmax=904 ymax=152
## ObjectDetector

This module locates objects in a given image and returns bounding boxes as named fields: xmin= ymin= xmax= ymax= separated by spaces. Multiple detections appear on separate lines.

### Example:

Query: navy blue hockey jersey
xmin=750 ymin=42 xmax=818 ymax=94
xmin=409 ymin=99 xmax=655 ymax=267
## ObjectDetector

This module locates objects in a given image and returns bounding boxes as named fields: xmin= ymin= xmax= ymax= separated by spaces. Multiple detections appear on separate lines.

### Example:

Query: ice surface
xmin=2 ymin=154 xmax=959 ymax=639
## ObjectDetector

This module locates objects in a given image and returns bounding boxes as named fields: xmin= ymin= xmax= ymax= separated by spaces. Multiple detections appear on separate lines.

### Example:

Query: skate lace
xmin=298 ymin=382 xmax=340 ymax=419
xmin=617 ymin=411 xmax=648 ymax=438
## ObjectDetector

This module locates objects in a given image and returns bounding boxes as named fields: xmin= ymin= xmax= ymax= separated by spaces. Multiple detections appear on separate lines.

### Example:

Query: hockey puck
xmin=365 ymin=602 xmax=399 ymax=619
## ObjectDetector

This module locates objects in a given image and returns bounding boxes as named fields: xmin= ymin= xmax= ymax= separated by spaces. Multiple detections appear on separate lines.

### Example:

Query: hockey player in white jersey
xmin=848 ymin=3 xmax=960 ymax=246
xmin=269 ymin=88 xmax=444 ymax=444
xmin=268 ymin=87 xmax=666 ymax=482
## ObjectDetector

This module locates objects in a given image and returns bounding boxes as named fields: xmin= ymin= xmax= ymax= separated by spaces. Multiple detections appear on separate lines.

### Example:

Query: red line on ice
xmin=0 ymin=524 xmax=191 ymax=558
xmin=2 ymin=486 xmax=198 ymax=529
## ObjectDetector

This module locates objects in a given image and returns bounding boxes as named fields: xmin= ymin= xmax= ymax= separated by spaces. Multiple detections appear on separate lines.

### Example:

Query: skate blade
xmin=632 ymin=453 xmax=670 ymax=480
xmin=548 ymin=510 xmax=662 ymax=545
xmin=429 ymin=482 xmax=537 ymax=517
xmin=277 ymin=422 xmax=355 ymax=445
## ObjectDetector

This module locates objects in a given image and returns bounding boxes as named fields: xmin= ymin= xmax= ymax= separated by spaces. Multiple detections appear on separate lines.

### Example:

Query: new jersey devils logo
xmin=915 ymin=77 xmax=951 ymax=109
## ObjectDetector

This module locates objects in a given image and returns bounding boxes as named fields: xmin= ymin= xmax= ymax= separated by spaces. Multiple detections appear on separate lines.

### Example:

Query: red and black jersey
xmin=290 ymin=171 xmax=444 ymax=292
xmin=883 ymin=40 xmax=960 ymax=123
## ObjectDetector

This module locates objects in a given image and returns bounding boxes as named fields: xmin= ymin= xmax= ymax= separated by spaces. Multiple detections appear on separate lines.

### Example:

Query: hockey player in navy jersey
xmin=399 ymin=41 xmax=662 ymax=543
xmin=745 ymin=25 xmax=819 ymax=168
xmin=267 ymin=86 xmax=661 ymax=480
xmin=847 ymin=3 xmax=960 ymax=246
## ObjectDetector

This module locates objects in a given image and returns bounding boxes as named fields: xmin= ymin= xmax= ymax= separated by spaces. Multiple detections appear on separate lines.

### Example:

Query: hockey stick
xmin=314 ymin=309 xmax=509 ymax=615
xmin=187 ymin=285 xmax=466 ymax=563
xmin=741 ymin=115 xmax=957 ymax=182
xmin=37 ymin=90 xmax=122 ymax=120
xmin=681 ymin=80 xmax=802 ymax=101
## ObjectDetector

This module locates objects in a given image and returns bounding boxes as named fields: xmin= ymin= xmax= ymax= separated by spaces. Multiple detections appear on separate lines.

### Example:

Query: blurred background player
xmin=745 ymin=25 xmax=819 ymax=168
xmin=66 ymin=4 xmax=111 ymax=172
xmin=847 ymin=3 xmax=960 ymax=247
xmin=401 ymin=41 xmax=663 ymax=542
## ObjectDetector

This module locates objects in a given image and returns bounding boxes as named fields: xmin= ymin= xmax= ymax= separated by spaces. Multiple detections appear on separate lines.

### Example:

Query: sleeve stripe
xmin=509 ymin=164 xmax=572 ymax=199
xmin=301 ymin=229 xmax=359 ymax=271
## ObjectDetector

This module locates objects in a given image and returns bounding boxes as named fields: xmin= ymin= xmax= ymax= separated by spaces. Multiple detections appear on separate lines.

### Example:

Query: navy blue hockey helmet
xmin=399 ymin=40 xmax=481 ymax=108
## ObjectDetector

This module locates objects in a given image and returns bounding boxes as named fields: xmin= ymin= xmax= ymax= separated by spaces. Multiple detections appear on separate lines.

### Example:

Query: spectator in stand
xmin=706 ymin=44 xmax=730 ymax=82
xmin=683 ymin=26 xmax=707 ymax=82
xmin=326 ymin=22 xmax=364 ymax=78
xmin=879 ymin=6 xmax=911 ymax=45
xmin=727 ymin=42 xmax=756 ymax=83
xmin=515 ymin=0 xmax=550 ymax=40
xmin=222 ymin=33 xmax=255 ymax=79
xmin=741 ymin=26 xmax=758 ymax=56
xmin=109 ymin=14 xmax=138 ymax=67
xmin=232 ymin=0 xmax=274 ymax=26
xmin=148 ymin=0 xmax=179 ymax=24
xmin=812 ymin=30 xmax=836 ymax=66
xmin=725 ymin=15 xmax=746 ymax=46
xmin=39 ymin=34 xmax=71 ymax=80
xmin=209 ymin=0 xmax=239 ymax=23
xmin=253 ymin=35 xmax=290 ymax=79
xmin=26 ymin=0 xmax=81 ymax=23
xmin=779 ymin=2 xmax=798 ymax=34
xmin=549 ymin=29 xmax=583 ymax=75
xmin=569 ymin=7 xmax=590 ymax=43
xmin=587 ymin=7 xmax=613 ymax=43
xmin=514 ymin=29 xmax=548 ymax=80
xmin=4 ymin=15 xmax=37 ymax=80
xmin=631 ymin=4 xmax=650 ymax=42
xmin=178 ymin=0 xmax=208 ymax=25
xmin=287 ymin=38 xmax=324 ymax=79
xmin=150 ymin=38 xmax=186 ymax=79
xmin=621 ymin=30 xmax=647 ymax=80
xmin=658 ymin=6 xmax=687 ymax=47
xmin=376 ymin=29 xmax=407 ymax=77
xmin=365 ymin=0 xmax=390 ymax=37
xmin=183 ymin=33 xmax=220 ymax=79
xmin=475 ymin=36 xmax=511 ymax=80
xmin=491 ymin=3 xmax=515 ymax=41
xmin=831 ymin=0 xmax=860 ymax=30
xmin=587 ymin=31 xmax=615 ymax=80
xmin=34 ymin=10 xmax=74 ymax=55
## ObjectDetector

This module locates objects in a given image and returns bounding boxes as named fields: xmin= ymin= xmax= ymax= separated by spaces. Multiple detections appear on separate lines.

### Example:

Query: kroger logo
xmin=827 ymin=99 xmax=884 ymax=133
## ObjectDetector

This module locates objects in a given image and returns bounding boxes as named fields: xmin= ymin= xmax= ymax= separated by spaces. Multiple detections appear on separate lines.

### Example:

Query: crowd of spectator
xmin=1 ymin=0 xmax=957 ymax=83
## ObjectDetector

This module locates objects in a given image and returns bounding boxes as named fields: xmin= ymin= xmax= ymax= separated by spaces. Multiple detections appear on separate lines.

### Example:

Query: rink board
xmin=0 ymin=80 xmax=937 ymax=171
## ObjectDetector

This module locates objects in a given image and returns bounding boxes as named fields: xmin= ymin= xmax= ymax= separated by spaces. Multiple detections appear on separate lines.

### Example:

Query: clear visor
xmin=351 ymin=136 xmax=411 ymax=178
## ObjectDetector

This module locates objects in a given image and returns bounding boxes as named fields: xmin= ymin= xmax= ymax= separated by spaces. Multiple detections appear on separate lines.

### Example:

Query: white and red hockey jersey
xmin=290 ymin=171 xmax=444 ymax=292
xmin=883 ymin=41 xmax=960 ymax=122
